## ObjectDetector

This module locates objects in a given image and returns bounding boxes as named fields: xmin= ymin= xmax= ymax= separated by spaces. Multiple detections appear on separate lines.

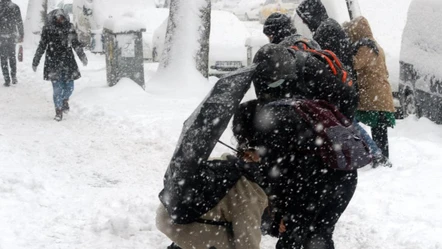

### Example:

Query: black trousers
xmin=0 ymin=40 xmax=17 ymax=83
xmin=276 ymin=170 xmax=358 ymax=249
xmin=371 ymin=112 xmax=390 ymax=158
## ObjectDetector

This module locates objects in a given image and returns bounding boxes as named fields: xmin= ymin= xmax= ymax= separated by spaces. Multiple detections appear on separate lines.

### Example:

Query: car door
xmin=399 ymin=0 xmax=442 ymax=122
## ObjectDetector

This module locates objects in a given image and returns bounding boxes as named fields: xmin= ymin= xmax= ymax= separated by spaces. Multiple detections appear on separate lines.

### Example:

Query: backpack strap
xmin=291 ymin=46 xmax=353 ymax=87
xmin=321 ymin=50 xmax=353 ymax=86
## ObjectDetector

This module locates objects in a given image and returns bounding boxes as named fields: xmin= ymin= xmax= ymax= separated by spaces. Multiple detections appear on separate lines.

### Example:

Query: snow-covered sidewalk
xmin=1 ymin=50 xmax=441 ymax=249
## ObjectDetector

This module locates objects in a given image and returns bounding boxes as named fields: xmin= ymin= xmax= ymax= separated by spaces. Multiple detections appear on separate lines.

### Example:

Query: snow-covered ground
xmin=1 ymin=0 xmax=441 ymax=249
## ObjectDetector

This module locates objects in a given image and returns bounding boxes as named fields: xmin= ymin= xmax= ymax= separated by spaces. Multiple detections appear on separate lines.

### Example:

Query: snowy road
xmin=1 ymin=0 xmax=442 ymax=247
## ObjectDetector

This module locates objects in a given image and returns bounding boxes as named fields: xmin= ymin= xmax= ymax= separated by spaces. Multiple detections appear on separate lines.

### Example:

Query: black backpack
xmin=289 ymin=39 xmax=354 ymax=88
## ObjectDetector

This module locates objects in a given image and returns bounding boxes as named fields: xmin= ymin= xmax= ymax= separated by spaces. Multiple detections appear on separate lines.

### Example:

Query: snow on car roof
xmin=401 ymin=0 xmax=442 ymax=78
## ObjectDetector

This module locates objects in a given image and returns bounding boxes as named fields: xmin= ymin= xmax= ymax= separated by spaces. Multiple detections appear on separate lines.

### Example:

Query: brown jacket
xmin=343 ymin=16 xmax=395 ymax=112
xmin=156 ymin=176 xmax=268 ymax=249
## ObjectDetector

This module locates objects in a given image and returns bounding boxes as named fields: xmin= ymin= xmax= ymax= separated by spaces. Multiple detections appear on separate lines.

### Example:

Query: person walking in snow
xmin=0 ymin=0 xmax=23 ymax=87
xmin=343 ymin=16 xmax=396 ymax=160
xmin=295 ymin=0 xmax=392 ymax=167
xmin=232 ymin=43 xmax=361 ymax=249
xmin=296 ymin=0 xmax=354 ymax=73
xmin=32 ymin=9 xmax=87 ymax=121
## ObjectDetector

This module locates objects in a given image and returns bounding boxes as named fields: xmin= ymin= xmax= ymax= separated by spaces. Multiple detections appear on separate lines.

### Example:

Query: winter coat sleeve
xmin=353 ymin=46 xmax=376 ymax=70
xmin=32 ymin=27 xmax=49 ymax=67
xmin=13 ymin=5 xmax=24 ymax=41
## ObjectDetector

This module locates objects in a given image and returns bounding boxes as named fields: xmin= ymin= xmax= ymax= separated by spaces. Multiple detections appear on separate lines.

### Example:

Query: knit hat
xmin=263 ymin=13 xmax=296 ymax=44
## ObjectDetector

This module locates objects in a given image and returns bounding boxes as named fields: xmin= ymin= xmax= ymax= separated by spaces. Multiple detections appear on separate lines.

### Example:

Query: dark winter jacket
xmin=296 ymin=0 xmax=354 ymax=72
xmin=159 ymin=158 xmax=245 ymax=224
xmin=0 ymin=0 xmax=24 ymax=41
xmin=232 ymin=99 xmax=358 ymax=248
xmin=279 ymin=33 xmax=321 ymax=50
xmin=252 ymin=43 xmax=357 ymax=120
xmin=32 ymin=9 xmax=87 ymax=81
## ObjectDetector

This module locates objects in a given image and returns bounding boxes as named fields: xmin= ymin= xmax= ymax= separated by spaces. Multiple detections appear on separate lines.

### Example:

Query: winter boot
xmin=372 ymin=154 xmax=392 ymax=168
xmin=62 ymin=99 xmax=70 ymax=113
xmin=3 ymin=79 xmax=10 ymax=87
xmin=54 ymin=109 xmax=63 ymax=122
xmin=12 ymin=77 xmax=17 ymax=85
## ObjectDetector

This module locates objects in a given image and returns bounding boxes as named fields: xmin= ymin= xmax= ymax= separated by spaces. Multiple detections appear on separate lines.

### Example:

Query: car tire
xmin=403 ymin=93 xmax=418 ymax=117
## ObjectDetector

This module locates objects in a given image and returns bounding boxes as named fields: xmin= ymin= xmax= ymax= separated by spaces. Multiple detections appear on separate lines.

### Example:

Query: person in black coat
xmin=32 ymin=9 xmax=87 ymax=121
xmin=233 ymin=43 xmax=359 ymax=249
xmin=252 ymin=43 xmax=357 ymax=120
xmin=0 ymin=0 xmax=23 ymax=86
xmin=296 ymin=0 xmax=353 ymax=73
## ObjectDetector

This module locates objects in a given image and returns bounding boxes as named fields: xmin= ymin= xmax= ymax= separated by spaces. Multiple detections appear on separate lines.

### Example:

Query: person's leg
xmin=303 ymin=170 xmax=358 ymax=249
xmin=276 ymin=169 xmax=328 ymax=249
xmin=52 ymin=80 xmax=64 ymax=121
xmin=7 ymin=42 xmax=17 ymax=84
xmin=353 ymin=119 xmax=382 ymax=156
xmin=372 ymin=113 xmax=389 ymax=158
xmin=61 ymin=80 xmax=74 ymax=112
xmin=1 ymin=54 xmax=10 ymax=86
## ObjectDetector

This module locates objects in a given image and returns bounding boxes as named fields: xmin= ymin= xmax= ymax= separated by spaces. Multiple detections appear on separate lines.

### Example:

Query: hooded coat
xmin=343 ymin=16 xmax=395 ymax=112
xmin=32 ymin=9 xmax=87 ymax=81
xmin=296 ymin=0 xmax=353 ymax=72
xmin=0 ymin=0 xmax=23 ymax=41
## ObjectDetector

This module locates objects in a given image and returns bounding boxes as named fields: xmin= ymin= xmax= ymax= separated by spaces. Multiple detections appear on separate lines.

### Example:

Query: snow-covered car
xmin=152 ymin=10 xmax=251 ymax=76
xmin=232 ymin=0 xmax=265 ymax=21
xmin=72 ymin=0 xmax=166 ymax=60
xmin=259 ymin=0 xmax=301 ymax=24
xmin=399 ymin=0 xmax=442 ymax=123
